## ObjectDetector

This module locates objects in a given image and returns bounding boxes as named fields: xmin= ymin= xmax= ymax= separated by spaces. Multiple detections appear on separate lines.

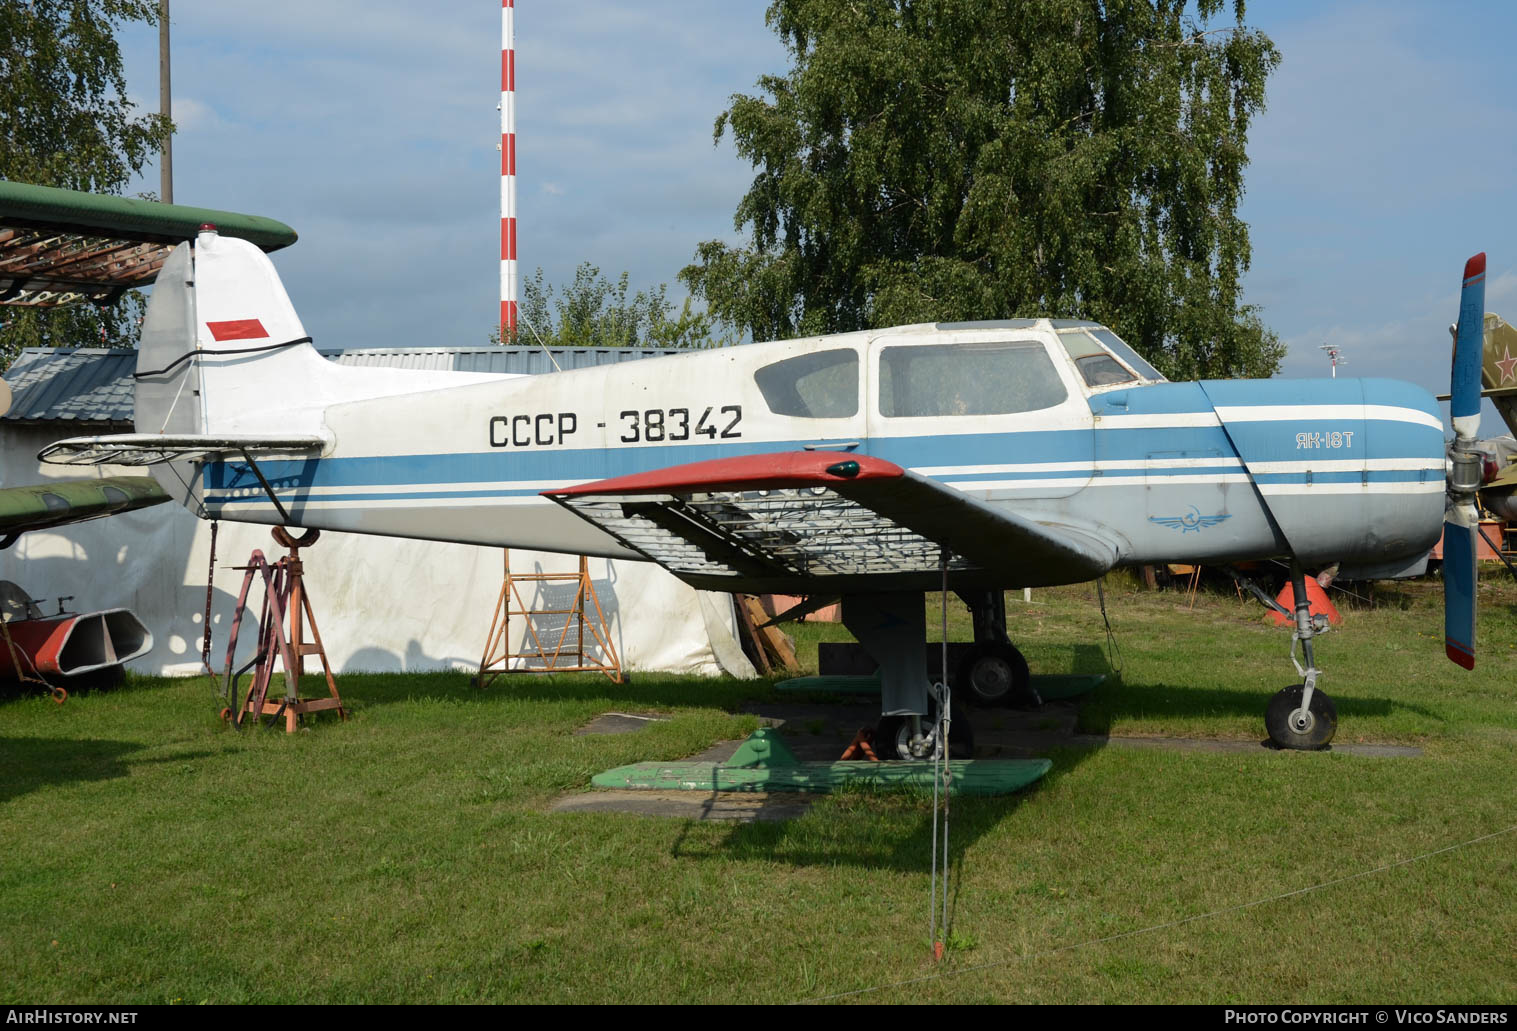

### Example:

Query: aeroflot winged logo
xmin=1149 ymin=506 xmax=1232 ymax=533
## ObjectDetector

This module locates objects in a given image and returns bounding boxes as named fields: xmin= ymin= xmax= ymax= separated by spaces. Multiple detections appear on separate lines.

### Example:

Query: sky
xmin=113 ymin=1 xmax=1517 ymax=417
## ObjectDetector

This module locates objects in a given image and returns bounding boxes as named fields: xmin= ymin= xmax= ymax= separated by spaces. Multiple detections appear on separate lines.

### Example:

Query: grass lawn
xmin=2 ymin=574 xmax=1516 ymax=1004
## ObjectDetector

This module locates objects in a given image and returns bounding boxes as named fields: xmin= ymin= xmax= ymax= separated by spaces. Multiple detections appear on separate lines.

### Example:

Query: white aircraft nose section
xmin=1201 ymin=377 xmax=1445 ymax=565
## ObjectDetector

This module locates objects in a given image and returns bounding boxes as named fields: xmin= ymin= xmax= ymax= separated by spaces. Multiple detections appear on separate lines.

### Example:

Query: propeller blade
xmin=1443 ymin=513 xmax=1478 ymax=670
xmin=1452 ymin=253 xmax=1486 ymax=441
xmin=1445 ymin=252 xmax=1487 ymax=669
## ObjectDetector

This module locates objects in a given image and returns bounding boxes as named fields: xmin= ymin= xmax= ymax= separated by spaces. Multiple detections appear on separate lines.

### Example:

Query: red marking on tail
xmin=206 ymin=319 xmax=269 ymax=342
xmin=1464 ymin=252 xmax=1486 ymax=283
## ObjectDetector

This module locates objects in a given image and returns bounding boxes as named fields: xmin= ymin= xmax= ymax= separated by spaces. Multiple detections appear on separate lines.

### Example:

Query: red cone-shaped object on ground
xmin=1270 ymin=578 xmax=1342 ymax=627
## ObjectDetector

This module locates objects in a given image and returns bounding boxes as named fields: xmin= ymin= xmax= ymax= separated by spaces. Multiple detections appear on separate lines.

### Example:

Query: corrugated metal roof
xmin=1 ymin=344 xmax=692 ymax=427
xmin=2 ymin=348 xmax=137 ymax=427
xmin=327 ymin=346 xmax=687 ymax=376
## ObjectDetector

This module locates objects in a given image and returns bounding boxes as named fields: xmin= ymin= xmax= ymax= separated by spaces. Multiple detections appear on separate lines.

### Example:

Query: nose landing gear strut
xmin=1264 ymin=562 xmax=1337 ymax=750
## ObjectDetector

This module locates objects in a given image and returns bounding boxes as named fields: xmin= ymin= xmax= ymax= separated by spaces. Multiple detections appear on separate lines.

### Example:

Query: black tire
xmin=875 ymin=707 xmax=974 ymax=760
xmin=1265 ymin=684 xmax=1337 ymax=750
xmin=955 ymin=642 xmax=1037 ymax=708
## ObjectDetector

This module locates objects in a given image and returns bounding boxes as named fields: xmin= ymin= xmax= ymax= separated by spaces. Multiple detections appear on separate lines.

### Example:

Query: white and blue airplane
xmin=39 ymin=228 xmax=1488 ymax=754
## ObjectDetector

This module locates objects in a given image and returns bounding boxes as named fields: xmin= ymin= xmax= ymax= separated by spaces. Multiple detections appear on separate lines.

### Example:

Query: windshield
xmin=1091 ymin=327 xmax=1166 ymax=382
xmin=1054 ymin=325 xmax=1167 ymax=385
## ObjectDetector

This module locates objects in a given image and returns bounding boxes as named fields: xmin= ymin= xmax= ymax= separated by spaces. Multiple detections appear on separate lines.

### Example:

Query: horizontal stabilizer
xmin=1434 ymin=385 xmax=1517 ymax=401
xmin=38 ymin=433 xmax=326 ymax=468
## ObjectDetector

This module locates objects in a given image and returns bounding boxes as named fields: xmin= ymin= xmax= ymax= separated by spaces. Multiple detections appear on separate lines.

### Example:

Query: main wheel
xmin=1265 ymin=684 xmax=1337 ymax=750
xmin=955 ymin=642 xmax=1037 ymax=708
xmin=875 ymin=709 xmax=974 ymax=760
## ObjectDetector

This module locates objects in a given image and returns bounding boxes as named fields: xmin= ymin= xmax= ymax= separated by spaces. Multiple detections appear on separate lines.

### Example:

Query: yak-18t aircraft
xmin=40 ymin=228 xmax=1488 ymax=752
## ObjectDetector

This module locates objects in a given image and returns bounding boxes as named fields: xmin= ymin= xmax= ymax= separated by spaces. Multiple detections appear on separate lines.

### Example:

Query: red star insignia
xmin=1497 ymin=347 xmax=1517 ymax=384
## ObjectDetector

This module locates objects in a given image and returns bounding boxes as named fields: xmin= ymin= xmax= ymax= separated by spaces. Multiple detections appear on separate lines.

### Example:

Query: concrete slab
xmin=573 ymin=712 xmax=669 ymax=736
xmin=551 ymin=790 xmax=814 ymax=822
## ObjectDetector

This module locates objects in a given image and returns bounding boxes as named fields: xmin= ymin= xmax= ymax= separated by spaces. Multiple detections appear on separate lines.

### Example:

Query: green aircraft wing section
xmin=0 ymin=476 xmax=170 ymax=545
xmin=0 ymin=180 xmax=297 ymax=308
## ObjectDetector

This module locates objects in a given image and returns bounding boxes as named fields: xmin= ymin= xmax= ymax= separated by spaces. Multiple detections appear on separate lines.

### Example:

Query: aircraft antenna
xmin=1319 ymin=342 xmax=1347 ymax=378
xmin=518 ymin=309 xmax=563 ymax=372
xmin=499 ymin=0 xmax=517 ymax=342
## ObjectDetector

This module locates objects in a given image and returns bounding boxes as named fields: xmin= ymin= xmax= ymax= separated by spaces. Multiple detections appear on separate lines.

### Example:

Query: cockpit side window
xmin=754 ymin=349 xmax=860 ymax=418
xmin=878 ymin=340 xmax=1067 ymax=417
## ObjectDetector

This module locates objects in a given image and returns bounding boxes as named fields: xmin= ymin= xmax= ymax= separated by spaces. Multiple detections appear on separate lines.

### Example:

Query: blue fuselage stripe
xmin=203 ymin=427 xmax=1443 ymax=507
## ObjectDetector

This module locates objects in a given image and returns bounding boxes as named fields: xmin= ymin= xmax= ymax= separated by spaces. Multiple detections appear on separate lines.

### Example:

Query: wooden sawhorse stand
xmin=474 ymin=550 xmax=622 ymax=689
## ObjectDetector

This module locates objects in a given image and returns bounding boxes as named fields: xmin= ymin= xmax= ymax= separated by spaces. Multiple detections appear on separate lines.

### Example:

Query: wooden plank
xmin=744 ymin=595 xmax=799 ymax=673
xmin=733 ymin=594 xmax=772 ymax=675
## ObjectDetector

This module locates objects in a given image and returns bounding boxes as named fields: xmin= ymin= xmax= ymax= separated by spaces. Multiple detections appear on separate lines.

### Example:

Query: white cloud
xmin=169 ymin=96 xmax=222 ymax=132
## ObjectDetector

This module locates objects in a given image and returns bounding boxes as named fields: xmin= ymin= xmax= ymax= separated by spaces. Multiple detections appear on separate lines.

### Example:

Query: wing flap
xmin=546 ymin=452 xmax=1119 ymax=588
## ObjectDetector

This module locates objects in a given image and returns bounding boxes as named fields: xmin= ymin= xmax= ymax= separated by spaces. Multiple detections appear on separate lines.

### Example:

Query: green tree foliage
xmin=494 ymin=264 xmax=738 ymax=349
xmin=681 ymin=0 xmax=1284 ymax=380
xmin=0 ymin=0 xmax=171 ymax=361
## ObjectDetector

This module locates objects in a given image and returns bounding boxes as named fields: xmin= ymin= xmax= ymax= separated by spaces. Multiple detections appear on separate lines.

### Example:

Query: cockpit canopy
xmin=750 ymin=319 xmax=1166 ymax=421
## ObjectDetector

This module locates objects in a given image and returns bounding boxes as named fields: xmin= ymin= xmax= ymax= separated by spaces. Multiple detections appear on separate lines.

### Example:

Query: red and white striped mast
xmin=499 ymin=0 xmax=517 ymax=339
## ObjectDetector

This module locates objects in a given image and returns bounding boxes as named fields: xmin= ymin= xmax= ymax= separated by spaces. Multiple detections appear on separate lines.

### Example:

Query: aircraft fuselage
xmin=193 ymin=319 xmax=1447 ymax=592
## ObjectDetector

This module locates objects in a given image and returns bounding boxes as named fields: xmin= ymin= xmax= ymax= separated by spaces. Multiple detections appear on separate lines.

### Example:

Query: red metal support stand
xmin=221 ymin=527 xmax=344 ymax=732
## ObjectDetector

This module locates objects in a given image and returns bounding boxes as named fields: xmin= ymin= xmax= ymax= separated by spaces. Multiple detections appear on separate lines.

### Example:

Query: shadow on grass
xmin=0 ymin=736 xmax=146 ymax=803
xmin=0 ymin=666 xmax=130 ymax=703
xmin=1075 ymin=677 xmax=1444 ymax=736
xmin=663 ymin=744 xmax=1101 ymax=944
xmin=310 ymin=668 xmax=779 ymax=717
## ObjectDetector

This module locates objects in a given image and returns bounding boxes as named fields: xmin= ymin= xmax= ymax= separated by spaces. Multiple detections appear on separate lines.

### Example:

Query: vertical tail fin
xmin=134 ymin=226 xmax=327 ymax=440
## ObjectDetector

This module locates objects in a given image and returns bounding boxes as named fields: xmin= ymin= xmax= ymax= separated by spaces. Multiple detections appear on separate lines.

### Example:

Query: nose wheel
xmin=1265 ymin=683 xmax=1337 ymax=751
xmin=876 ymin=708 xmax=975 ymax=760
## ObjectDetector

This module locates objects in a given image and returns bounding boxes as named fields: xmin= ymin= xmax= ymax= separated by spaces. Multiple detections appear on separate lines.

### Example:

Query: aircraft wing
xmin=0 ymin=180 xmax=297 ymax=308
xmin=544 ymin=452 xmax=1119 ymax=592
xmin=0 ymin=476 xmax=169 ymax=544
